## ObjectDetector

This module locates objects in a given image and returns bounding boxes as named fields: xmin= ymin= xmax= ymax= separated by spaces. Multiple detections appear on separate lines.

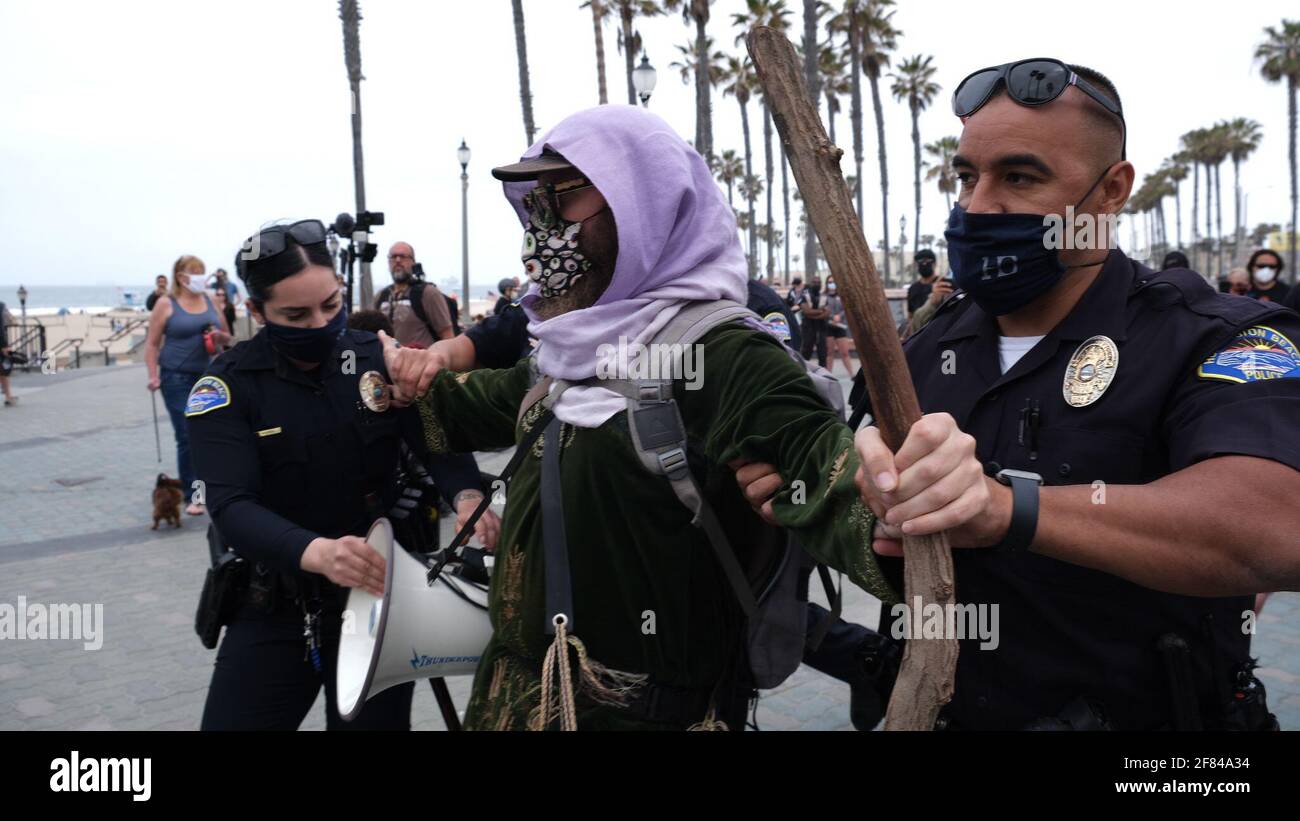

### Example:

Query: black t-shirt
xmin=907 ymin=278 xmax=936 ymax=314
xmin=1248 ymin=281 xmax=1291 ymax=305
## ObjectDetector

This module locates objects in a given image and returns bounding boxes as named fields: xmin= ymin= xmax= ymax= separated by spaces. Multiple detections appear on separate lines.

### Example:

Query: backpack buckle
xmin=658 ymin=447 xmax=688 ymax=477
xmin=638 ymin=383 xmax=671 ymax=402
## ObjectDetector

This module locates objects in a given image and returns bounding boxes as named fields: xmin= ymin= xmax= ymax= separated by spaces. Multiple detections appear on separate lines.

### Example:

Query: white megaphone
xmin=337 ymin=517 xmax=494 ymax=722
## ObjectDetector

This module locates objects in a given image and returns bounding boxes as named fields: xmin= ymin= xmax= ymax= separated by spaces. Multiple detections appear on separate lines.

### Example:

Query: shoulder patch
xmin=184 ymin=376 xmax=232 ymax=416
xmin=761 ymin=311 xmax=792 ymax=342
xmin=1197 ymin=325 xmax=1300 ymax=383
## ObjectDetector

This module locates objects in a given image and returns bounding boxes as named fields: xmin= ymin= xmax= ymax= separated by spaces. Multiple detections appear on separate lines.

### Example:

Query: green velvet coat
xmin=414 ymin=322 xmax=897 ymax=730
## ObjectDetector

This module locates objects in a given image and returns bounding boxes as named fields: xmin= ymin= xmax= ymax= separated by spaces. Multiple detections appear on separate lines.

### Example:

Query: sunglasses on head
xmin=240 ymin=219 xmax=328 ymax=265
xmin=522 ymin=176 xmax=607 ymax=230
xmin=953 ymin=58 xmax=1126 ymax=158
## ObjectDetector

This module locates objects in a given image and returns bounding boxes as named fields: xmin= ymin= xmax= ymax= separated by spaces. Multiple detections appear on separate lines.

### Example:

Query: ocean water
xmin=0 ymin=285 xmax=154 ymax=313
xmin=1 ymin=280 xmax=508 ymax=315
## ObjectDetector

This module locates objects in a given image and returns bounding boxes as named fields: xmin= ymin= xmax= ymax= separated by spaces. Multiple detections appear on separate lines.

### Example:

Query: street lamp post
xmin=898 ymin=215 xmax=907 ymax=287
xmin=16 ymin=285 xmax=28 ymax=364
xmin=633 ymin=55 xmax=657 ymax=107
xmin=458 ymin=139 xmax=471 ymax=316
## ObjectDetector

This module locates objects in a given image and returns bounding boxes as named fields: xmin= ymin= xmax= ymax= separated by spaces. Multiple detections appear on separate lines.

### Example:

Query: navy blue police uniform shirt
xmin=747 ymin=279 xmax=802 ymax=353
xmin=883 ymin=249 xmax=1300 ymax=730
xmin=463 ymin=280 xmax=803 ymax=367
xmin=184 ymin=328 xmax=480 ymax=587
xmin=465 ymin=302 xmax=532 ymax=370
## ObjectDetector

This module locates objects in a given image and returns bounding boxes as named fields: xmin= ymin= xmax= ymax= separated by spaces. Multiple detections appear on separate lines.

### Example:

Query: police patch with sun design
xmin=1197 ymin=325 xmax=1300 ymax=383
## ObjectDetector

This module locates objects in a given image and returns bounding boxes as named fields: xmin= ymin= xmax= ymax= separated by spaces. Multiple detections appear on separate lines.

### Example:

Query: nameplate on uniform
xmin=184 ymin=376 xmax=231 ymax=417
xmin=1197 ymin=325 xmax=1300 ymax=383
xmin=257 ymin=427 xmax=282 ymax=438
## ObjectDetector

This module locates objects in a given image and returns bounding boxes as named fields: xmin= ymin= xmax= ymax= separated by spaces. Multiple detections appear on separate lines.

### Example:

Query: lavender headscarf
xmin=502 ymin=105 xmax=748 ymax=426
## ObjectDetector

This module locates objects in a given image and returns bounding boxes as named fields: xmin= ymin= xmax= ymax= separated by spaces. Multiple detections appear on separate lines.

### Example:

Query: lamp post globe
xmin=633 ymin=55 xmax=657 ymax=107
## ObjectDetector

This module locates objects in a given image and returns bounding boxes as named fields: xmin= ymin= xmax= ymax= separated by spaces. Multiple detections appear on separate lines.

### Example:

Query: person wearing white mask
xmin=145 ymin=255 xmax=232 ymax=515
xmin=1246 ymin=249 xmax=1290 ymax=305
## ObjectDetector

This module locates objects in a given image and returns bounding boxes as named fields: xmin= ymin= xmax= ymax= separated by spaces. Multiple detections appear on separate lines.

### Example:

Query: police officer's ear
xmin=247 ymin=299 xmax=267 ymax=327
xmin=1096 ymin=160 xmax=1136 ymax=217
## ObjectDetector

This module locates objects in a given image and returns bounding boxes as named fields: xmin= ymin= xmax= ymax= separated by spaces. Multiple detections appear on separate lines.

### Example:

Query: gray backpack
xmin=518 ymin=299 xmax=846 ymax=689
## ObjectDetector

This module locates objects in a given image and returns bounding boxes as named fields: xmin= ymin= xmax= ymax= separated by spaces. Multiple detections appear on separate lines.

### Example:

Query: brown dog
xmin=152 ymin=473 xmax=183 ymax=530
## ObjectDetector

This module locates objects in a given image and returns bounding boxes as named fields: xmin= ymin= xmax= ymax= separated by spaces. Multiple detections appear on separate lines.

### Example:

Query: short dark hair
xmin=987 ymin=62 xmax=1124 ymax=160
xmin=235 ymin=223 xmax=334 ymax=304
xmin=1068 ymin=64 xmax=1122 ymax=114
xmin=1247 ymin=248 xmax=1284 ymax=274
xmin=347 ymin=308 xmax=394 ymax=336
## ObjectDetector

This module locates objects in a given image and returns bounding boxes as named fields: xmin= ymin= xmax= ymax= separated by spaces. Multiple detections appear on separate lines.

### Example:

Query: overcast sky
xmin=1 ymin=0 xmax=1296 ymax=294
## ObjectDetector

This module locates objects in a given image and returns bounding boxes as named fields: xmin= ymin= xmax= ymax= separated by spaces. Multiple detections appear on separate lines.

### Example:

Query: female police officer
xmin=189 ymin=219 xmax=483 ymax=730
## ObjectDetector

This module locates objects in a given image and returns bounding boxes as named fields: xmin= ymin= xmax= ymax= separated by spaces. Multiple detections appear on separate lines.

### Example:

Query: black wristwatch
xmin=994 ymin=469 xmax=1043 ymax=553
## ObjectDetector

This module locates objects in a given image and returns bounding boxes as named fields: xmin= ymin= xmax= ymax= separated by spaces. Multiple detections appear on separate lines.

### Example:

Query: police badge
xmin=1063 ymin=335 xmax=1119 ymax=408
xmin=358 ymin=370 xmax=392 ymax=413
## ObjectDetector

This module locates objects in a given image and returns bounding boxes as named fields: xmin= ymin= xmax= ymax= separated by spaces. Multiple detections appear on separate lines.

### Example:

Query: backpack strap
xmin=582 ymin=299 xmax=765 ymax=618
xmin=405 ymin=281 xmax=442 ymax=341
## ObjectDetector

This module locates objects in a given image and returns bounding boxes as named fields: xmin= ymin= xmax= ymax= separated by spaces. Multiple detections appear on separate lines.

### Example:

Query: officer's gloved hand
xmin=853 ymin=413 xmax=1011 ymax=555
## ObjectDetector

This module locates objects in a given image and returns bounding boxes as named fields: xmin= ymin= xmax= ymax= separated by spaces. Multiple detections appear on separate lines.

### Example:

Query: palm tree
xmin=798 ymin=0 xmax=823 ymax=279
xmin=1222 ymin=117 xmax=1263 ymax=259
xmin=715 ymin=149 xmax=744 ymax=206
xmin=732 ymin=0 xmax=792 ymax=281
xmin=890 ymin=54 xmax=940 ymax=255
xmin=668 ymin=37 xmax=727 ymax=157
xmin=664 ymin=1 xmax=716 ymax=159
xmin=1205 ymin=123 xmax=1231 ymax=276
xmin=739 ymin=173 xmax=766 ymax=273
xmin=612 ymin=1 xmax=665 ymax=105
xmin=924 ymin=135 xmax=959 ymax=213
xmin=1182 ymin=128 xmax=1215 ymax=273
xmin=338 ymin=0 xmax=373 ymax=307
xmin=722 ymin=55 xmax=759 ymax=278
xmin=819 ymin=42 xmax=852 ymax=145
xmin=1181 ymin=132 xmax=1203 ymax=269
xmin=511 ymin=0 xmax=536 ymax=145
xmin=861 ymin=0 xmax=900 ymax=280
xmin=1162 ymin=154 xmax=1189 ymax=250
xmin=582 ymin=0 xmax=610 ymax=104
xmin=828 ymin=1 xmax=869 ymax=223
xmin=1257 ymin=19 xmax=1300 ymax=279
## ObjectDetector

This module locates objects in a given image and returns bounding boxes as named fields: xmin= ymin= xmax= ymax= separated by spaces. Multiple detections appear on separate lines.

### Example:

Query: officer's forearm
xmin=427 ymin=452 xmax=482 ymax=505
xmin=213 ymin=497 xmax=319 ymax=577
xmin=429 ymin=334 xmax=478 ymax=372
xmin=1028 ymin=456 xmax=1300 ymax=596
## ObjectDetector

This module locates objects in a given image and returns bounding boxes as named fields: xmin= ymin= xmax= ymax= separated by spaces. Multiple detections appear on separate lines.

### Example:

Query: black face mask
xmin=945 ymin=165 xmax=1114 ymax=315
xmin=264 ymin=305 xmax=348 ymax=364
xmin=917 ymin=261 xmax=936 ymax=277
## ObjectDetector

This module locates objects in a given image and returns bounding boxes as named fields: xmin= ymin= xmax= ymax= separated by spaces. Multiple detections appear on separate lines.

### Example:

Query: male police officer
xmin=741 ymin=59 xmax=1300 ymax=730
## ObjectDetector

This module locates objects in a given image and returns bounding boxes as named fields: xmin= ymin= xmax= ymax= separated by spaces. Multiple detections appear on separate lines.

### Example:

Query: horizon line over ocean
xmin=0 ymin=281 xmax=512 ymax=313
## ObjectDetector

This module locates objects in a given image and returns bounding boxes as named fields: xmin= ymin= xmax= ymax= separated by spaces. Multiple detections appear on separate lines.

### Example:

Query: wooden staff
xmin=747 ymin=25 xmax=957 ymax=730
